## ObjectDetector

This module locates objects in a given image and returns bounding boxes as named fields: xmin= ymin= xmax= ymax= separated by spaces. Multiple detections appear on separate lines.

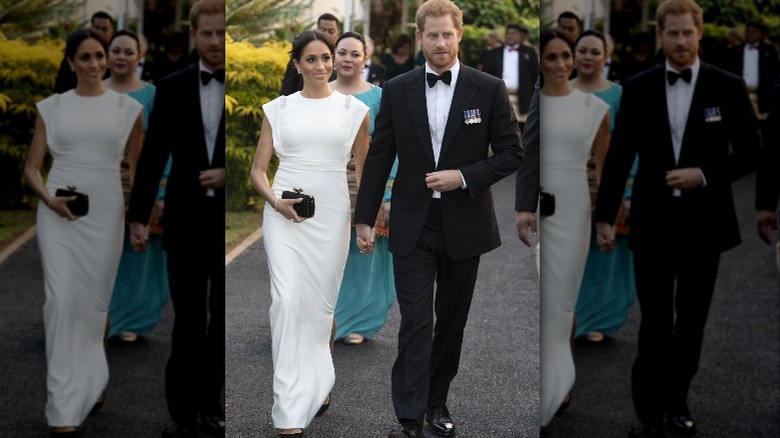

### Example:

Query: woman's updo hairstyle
xmin=290 ymin=29 xmax=335 ymax=62
xmin=65 ymin=29 xmax=105 ymax=61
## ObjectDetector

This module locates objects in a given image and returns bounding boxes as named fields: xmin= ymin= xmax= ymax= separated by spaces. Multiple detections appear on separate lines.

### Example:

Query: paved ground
xmin=543 ymin=173 xmax=780 ymax=438
xmin=225 ymin=173 xmax=542 ymax=438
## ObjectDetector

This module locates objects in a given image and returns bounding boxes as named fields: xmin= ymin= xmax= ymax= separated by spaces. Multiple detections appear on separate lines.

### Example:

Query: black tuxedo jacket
xmin=516 ymin=78 xmax=540 ymax=212
xmin=756 ymin=74 xmax=780 ymax=211
xmin=604 ymin=60 xmax=622 ymax=83
xmin=138 ymin=61 xmax=159 ymax=83
xmin=365 ymin=61 xmax=387 ymax=87
xmin=595 ymin=63 xmax=760 ymax=253
xmin=355 ymin=65 xmax=525 ymax=259
xmin=482 ymin=45 xmax=540 ymax=115
xmin=128 ymin=65 xmax=225 ymax=250
xmin=724 ymin=42 xmax=780 ymax=113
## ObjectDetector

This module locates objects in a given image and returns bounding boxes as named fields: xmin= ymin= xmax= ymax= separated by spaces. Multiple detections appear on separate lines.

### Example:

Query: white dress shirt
xmin=742 ymin=43 xmax=760 ymax=89
xmin=425 ymin=61 xmax=461 ymax=198
xmin=502 ymin=45 xmax=520 ymax=90
xmin=199 ymin=61 xmax=225 ymax=197
xmin=665 ymin=58 xmax=701 ymax=197
xmin=362 ymin=61 xmax=371 ymax=82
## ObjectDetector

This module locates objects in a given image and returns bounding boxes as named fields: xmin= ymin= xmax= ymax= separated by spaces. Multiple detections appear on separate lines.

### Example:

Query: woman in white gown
xmin=23 ymin=29 xmax=143 ymax=436
xmin=539 ymin=28 xmax=610 ymax=428
xmin=249 ymin=29 xmax=369 ymax=437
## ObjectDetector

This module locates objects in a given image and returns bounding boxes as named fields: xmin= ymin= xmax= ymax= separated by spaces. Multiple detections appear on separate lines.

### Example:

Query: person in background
xmin=602 ymin=33 xmax=622 ymax=83
xmin=104 ymin=29 xmax=170 ymax=345
xmin=381 ymin=34 xmax=417 ymax=81
xmin=329 ymin=31 xmax=396 ymax=346
xmin=362 ymin=35 xmax=387 ymax=87
xmin=556 ymin=11 xmax=581 ymax=45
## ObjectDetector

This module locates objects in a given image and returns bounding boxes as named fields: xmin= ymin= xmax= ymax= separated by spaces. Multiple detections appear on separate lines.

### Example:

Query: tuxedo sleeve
xmin=459 ymin=79 xmax=525 ymax=198
xmin=128 ymin=77 xmax=174 ymax=224
xmin=355 ymin=79 xmax=398 ymax=226
xmin=756 ymin=74 xmax=780 ymax=211
xmin=515 ymin=78 xmax=540 ymax=212
xmin=595 ymin=77 xmax=640 ymax=225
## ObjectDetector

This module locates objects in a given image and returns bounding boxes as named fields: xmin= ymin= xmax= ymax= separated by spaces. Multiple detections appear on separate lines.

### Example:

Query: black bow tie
xmin=427 ymin=70 xmax=452 ymax=88
xmin=201 ymin=69 xmax=225 ymax=85
xmin=667 ymin=69 xmax=692 ymax=85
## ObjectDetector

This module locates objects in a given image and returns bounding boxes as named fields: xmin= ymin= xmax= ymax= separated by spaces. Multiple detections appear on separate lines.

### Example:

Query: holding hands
xmin=129 ymin=221 xmax=149 ymax=252
xmin=516 ymin=211 xmax=537 ymax=247
xmin=596 ymin=221 xmax=616 ymax=252
xmin=355 ymin=223 xmax=376 ymax=255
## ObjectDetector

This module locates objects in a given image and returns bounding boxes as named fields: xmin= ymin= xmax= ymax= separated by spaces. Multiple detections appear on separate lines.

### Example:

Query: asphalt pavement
xmin=225 ymin=172 xmax=542 ymax=438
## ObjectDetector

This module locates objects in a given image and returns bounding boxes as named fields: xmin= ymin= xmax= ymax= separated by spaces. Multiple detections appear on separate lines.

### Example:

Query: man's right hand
xmin=356 ymin=223 xmax=376 ymax=254
xmin=129 ymin=221 xmax=149 ymax=252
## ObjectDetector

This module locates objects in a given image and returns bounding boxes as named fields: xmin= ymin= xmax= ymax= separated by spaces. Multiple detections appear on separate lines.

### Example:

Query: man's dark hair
xmin=557 ymin=10 xmax=580 ymax=26
xmin=91 ymin=10 xmax=114 ymax=26
xmin=317 ymin=13 xmax=340 ymax=27
xmin=746 ymin=21 xmax=770 ymax=35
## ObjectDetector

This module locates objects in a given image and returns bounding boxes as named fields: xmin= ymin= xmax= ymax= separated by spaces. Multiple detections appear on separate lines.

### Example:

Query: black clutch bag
xmin=55 ymin=186 xmax=89 ymax=216
xmin=539 ymin=189 xmax=555 ymax=217
xmin=282 ymin=187 xmax=315 ymax=218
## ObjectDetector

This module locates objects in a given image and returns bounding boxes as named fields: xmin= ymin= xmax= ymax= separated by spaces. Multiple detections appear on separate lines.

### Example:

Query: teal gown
xmin=334 ymin=84 xmax=398 ymax=340
xmin=574 ymin=82 xmax=638 ymax=338
xmin=108 ymin=82 xmax=171 ymax=338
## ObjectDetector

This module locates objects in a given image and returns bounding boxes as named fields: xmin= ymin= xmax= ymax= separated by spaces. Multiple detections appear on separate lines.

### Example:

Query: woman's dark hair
xmin=391 ymin=34 xmax=413 ymax=54
xmin=290 ymin=29 xmax=335 ymax=62
xmin=539 ymin=28 xmax=574 ymax=88
xmin=575 ymin=29 xmax=607 ymax=53
xmin=64 ymin=29 xmax=105 ymax=60
xmin=109 ymin=29 xmax=141 ymax=53
xmin=335 ymin=31 xmax=367 ymax=55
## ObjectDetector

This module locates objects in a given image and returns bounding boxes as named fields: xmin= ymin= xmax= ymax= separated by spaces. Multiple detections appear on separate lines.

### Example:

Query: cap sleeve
xmin=344 ymin=96 xmax=370 ymax=153
xmin=261 ymin=97 xmax=283 ymax=152
xmin=35 ymin=94 xmax=59 ymax=153
xmin=117 ymin=92 xmax=144 ymax=149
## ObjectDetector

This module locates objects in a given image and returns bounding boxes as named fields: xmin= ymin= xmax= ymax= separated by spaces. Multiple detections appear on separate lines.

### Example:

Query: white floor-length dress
xmin=539 ymin=88 xmax=609 ymax=426
xmin=261 ymin=91 xmax=368 ymax=429
xmin=36 ymin=89 xmax=142 ymax=427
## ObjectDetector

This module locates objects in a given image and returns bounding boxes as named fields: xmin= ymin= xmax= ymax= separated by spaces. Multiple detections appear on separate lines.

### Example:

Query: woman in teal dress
xmin=104 ymin=30 xmax=171 ymax=342
xmin=330 ymin=31 xmax=397 ymax=345
xmin=570 ymin=30 xmax=637 ymax=342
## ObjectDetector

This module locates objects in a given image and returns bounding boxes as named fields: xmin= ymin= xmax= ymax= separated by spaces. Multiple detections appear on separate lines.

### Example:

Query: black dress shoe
xmin=666 ymin=412 xmax=696 ymax=437
xmin=426 ymin=405 xmax=455 ymax=437
xmin=201 ymin=413 xmax=225 ymax=435
xmin=628 ymin=424 xmax=666 ymax=438
xmin=388 ymin=422 xmax=424 ymax=438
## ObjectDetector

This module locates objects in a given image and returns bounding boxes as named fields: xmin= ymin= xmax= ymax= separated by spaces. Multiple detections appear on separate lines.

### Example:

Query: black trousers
xmin=164 ymin=205 xmax=225 ymax=429
xmin=391 ymin=200 xmax=481 ymax=424
xmin=631 ymin=246 xmax=720 ymax=427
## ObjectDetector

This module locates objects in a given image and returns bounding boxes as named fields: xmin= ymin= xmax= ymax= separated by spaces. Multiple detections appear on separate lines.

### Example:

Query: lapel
xmin=652 ymin=65 xmax=677 ymax=169
xmin=440 ymin=66 xmax=478 ymax=159
xmin=403 ymin=68 xmax=435 ymax=166
xmin=679 ymin=63 xmax=711 ymax=166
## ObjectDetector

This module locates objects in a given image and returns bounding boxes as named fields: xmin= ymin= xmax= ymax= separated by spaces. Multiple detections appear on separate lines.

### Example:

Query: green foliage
xmin=453 ymin=0 xmax=539 ymax=28
xmin=0 ymin=37 xmax=62 ymax=208
xmin=226 ymin=0 xmax=314 ymax=45
xmin=225 ymin=36 xmax=289 ymax=211
xmin=0 ymin=0 xmax=84 ymax=41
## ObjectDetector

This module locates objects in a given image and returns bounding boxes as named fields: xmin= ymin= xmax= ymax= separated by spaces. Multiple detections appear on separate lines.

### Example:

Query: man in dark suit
xmin=363 ymin=35 xmax=387 ymax=87
xmin=127 ymin=1 xmax=225 ymax=437
xmin=136 ymin=33 xmax=159 ymax=83
xmin=723 ymin=22 xmax=779 ymax=121
xmin=594 ymin=1 xmax=760 ymax=437
xmin=354 ymin=1 xmax=524 ymax=437
xmin=756 ymin=74 xmax=779 ymax=261
xmin=516 ymin=77 xmax=539 ymax=245
xmin=54 ymin=11 xmax=114 ymax=93
xmin=482 ymin=23 xmax=539 ymax=128
xmin=279 ymin=13 xmax=340 ymax=95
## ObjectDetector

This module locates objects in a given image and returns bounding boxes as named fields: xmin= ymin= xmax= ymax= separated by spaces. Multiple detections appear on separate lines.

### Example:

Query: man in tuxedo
xmin=127 ymin=1 xmax=225 ymax=437
xmin=279 ymin=13 xmax=340 ymax=95
xmin=556 ymin=11 xmax=581 ymax=45
xmin=594 ymin=1 xmax=760 ymax=437
xmin=482 ymin=23 xmax=539 ymax=128
xmin=363 ymin=35 xmax=387 ymax=87
xmin=602 ymin=33 xmax=622 ymax=83
xmin=54 ymin=11 xmax=114 ymax=93
xmin=516 ymin=78 xmax=539 ymax=246
xmin=723 ymin=21 xmax=779 ymax=141
xmin=137 ymin=34 xmax=159 ymax=83
xmin=354 ymin=1 xmax=524 ymax=436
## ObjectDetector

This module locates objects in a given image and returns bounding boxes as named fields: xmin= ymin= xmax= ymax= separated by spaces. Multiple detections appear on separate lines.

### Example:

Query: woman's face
xmin=68 ymin=38 xmax=107 ymax=86
xmin=293 ymin=40 xmax=334 ymax=87
xmin=108 ymin=35 xmax=141 ymax=76
xmin=541 ymin=37 xmax=573 ymax=86
xmin=575 ymin=35 xmax=606 ymax=77
xmin=335 ymin=37 xmax=366 ymax=79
